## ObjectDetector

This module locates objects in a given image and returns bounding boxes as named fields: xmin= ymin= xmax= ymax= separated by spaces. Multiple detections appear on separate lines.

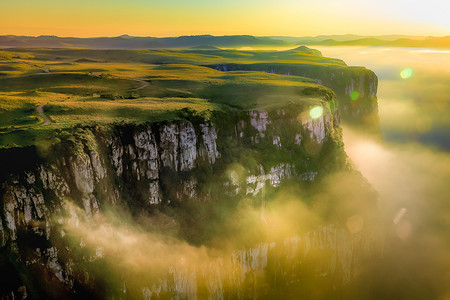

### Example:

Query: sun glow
xmin=309 ymin=106 xmax=323 ymax=119
xmin=400 ymin=68 xmax=414 ymax=79
xmin=1 ymin=0 xmax=449 ymax=37
xmin=350 ymin=91 xmax=360 ymax=101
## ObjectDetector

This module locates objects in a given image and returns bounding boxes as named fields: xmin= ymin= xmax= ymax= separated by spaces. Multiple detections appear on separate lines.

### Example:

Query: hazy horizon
xmin=1 ymin=33 xmax=449 ymax=38
xmin=2 ymin=0 xmax=449 ymax=37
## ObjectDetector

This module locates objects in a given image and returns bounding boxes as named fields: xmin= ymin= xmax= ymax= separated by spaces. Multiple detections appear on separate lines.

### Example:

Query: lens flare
xmin=309 ymin=106 xmax=323 ymax=119
xmin=350 ymin=91 xmax=360 ymax=101
xmin=400 ymin=68 xmax=413 ymax=79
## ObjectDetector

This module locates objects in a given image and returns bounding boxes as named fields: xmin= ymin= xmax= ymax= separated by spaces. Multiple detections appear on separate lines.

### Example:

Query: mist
xmin=343 ymin=127 xmax=450 ymax=299
xmin=55 ymin=163 xmax=382 ymax=298
xmin=314 ymin=46 xmax=450 ymax=298
xmin=316 ymin=46 xmax=450 ymax=150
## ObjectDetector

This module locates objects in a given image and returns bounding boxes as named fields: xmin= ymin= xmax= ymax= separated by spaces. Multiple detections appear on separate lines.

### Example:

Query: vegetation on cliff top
xmin=0 ymin=47 xmax=359 ymax=148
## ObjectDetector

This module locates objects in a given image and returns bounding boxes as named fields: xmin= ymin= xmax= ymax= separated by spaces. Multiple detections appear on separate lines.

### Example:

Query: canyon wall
xmin=0 ymin=102 xmax=380 ymax=298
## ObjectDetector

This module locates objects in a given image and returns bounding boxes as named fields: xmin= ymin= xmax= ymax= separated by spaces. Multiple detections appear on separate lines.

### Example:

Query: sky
xmin=1 ymin=0 xmax=449 ymax=37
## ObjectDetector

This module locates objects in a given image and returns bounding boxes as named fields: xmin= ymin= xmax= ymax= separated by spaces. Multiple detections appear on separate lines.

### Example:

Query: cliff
xmin=0 ymin=102 xmax=380 ymax=299
xmin=0 ymin=47 xmax=380 ymax=151
xmin=205 ymin=63 xmax=379 ymax=133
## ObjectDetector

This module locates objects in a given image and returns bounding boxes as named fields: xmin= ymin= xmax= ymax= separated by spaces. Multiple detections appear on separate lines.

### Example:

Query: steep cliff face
xmin=206 ymin=63 xmax=379 ymax=133
xmin=136 ymin=224 xmax=378 ymax=299
xmin=0 ymin=103 xmax=379 ymax=299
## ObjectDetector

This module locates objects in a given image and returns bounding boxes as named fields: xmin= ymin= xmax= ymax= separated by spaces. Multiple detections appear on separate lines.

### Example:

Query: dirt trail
xmin=14 ymin=59 xmax=51 ymax=73
xmin=36 ymin=104 xmax=52 ymax=125
xmin=128 ymin=79 xmax=149 ymax=91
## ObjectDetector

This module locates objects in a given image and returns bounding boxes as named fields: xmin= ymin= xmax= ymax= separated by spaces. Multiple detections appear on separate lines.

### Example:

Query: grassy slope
xmin=0 ymin=47 xmax=347 ymax=148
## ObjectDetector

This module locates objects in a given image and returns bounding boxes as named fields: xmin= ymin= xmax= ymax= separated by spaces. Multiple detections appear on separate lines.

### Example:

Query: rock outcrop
xmin=0 ymin=103 xmax=379 ymax=299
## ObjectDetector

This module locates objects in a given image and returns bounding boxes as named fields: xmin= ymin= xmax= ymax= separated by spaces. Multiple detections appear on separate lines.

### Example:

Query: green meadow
xmin=0 ymin=47 xmax=345 ymax=148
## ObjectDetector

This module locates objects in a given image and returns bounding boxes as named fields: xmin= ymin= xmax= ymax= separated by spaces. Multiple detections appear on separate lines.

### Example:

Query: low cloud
xmin=343 ymin=126 xmax=450 ymax=299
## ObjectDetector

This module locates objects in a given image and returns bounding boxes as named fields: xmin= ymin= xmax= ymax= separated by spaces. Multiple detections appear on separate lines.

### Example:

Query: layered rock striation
xmin=0 ymin=103 xmax=379 ymax=298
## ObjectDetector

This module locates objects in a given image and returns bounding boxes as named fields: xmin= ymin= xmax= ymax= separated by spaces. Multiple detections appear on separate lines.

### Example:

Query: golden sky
xmin=1 ymin=0 xmax=449 ymax=37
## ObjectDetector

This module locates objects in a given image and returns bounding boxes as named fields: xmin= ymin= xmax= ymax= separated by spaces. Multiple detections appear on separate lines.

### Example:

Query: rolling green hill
xmin=0 ymin=46 xmax=377 ymax=148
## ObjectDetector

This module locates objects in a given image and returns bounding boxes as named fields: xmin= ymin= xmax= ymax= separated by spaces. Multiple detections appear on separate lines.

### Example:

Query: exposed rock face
xmin=199 ymin=122 xmax=220 ymax=164
xmin=39 ymin=164 xmax=71 ymax=198
xmin=179 ymin=121 xmax=197 ymax=171
xmin=69 ymin=152 xmax=101 ymax=218
xmin=133 ymin=129 xmax=159 ymax=180
xmin=160 ymin=123 xmax=179 ymax=170
xmin=109 ymin=127 xmax=161 ymax=204
xmin=0 ymin=105 xmax=378 ymax=298
xmin=344 ymin=72 xmax=378 ymax=99
xmin=3 ymin=182 xmax=48 ymax=241
xmin=249 ymin=110 xmax=269 ymax=139
xmin=300 ymin=112 xmax=334 ymax=144
xmin=137 ymin=224 xmax=378 ymax=299
xmin=245 ymin=163 xmax=295 ymax=196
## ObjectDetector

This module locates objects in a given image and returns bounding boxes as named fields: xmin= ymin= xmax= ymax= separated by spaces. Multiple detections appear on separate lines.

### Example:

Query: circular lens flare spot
xmin=400 ymin=68 xmax=413 ymax=79
xmin=309 ymin=106 xmax=323 ymax=119
xmin=350 ymin=91 xmax=360 ymax=101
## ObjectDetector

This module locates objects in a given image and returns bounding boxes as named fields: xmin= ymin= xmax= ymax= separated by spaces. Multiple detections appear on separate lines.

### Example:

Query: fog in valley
xmin=316 ymin=46 xmax=450 ymax=149
xmin=317 ymin=46 xmax=450 ymax=298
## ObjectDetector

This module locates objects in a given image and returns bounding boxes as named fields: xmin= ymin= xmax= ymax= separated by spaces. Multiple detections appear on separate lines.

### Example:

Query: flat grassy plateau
xmin=0 ymin=47 xmax=346 ymax=148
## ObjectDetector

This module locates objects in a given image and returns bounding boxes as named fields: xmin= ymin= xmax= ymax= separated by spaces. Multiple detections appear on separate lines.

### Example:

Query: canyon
xmin=0 ymin=47 xmax=381 ymax=299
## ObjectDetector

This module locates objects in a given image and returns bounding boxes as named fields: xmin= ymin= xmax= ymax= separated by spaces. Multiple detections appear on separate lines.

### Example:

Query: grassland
xmin=0 ymin=47 xmax=345 ymax=148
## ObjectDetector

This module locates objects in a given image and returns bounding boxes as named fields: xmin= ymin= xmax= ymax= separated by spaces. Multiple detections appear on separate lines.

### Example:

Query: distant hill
xmin=269 ymin=34 xmax=429 ymax=43
xmin=287 ymin=46 xmax=323 ymax=56
xmin=1 ymin=34 xmax=449 ymax=49
xmin=189 ymin=45 xmax=221 ymax=50
xmin=0 ymin=35 xmax=290 ymax=49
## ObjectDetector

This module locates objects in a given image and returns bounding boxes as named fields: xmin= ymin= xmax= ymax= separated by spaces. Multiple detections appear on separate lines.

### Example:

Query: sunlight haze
xmin=1 ymin=0 xmax=450 ymax=298
xmin=1 ymin=0 xmax=449 ymax=37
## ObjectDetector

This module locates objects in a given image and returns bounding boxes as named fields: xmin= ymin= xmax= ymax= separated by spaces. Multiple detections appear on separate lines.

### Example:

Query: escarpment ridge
xmin=0 ymin=46 xmax=381 ymax=298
